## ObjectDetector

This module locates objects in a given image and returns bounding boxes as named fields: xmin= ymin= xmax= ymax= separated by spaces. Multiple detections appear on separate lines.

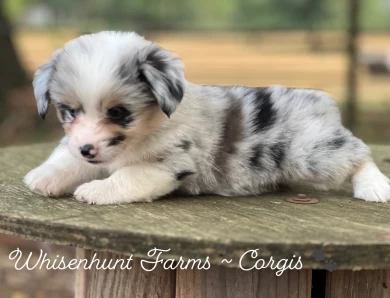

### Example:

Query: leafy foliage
xmin=5 ymin=0 xmax=390 ymax=30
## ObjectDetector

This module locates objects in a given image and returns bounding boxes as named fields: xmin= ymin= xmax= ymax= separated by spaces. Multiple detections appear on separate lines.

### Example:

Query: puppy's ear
xmin=139 ymin=46 xmax=184 ymax=118
xmin=33 ymin=49 xmax=62 ymax=119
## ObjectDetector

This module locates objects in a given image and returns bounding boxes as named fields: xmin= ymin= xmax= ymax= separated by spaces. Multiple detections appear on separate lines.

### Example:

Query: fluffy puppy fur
xmin=24 ymin=31 xmax=390 ymax=205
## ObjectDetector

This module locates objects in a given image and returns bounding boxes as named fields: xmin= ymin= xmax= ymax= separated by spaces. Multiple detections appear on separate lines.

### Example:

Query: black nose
xmin=80 ymin=144 xmax=95 ymax=158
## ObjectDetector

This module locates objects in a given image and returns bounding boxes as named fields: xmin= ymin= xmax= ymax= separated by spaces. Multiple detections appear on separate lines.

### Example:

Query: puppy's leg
xmin=307 ymin=134 xmax=390 ymax=202
xmin=277 ymin=89 xmax=389 ymax=202
xmin=24 ymin=137 xmax=104 ymax=196
xmin=352 ymin=160 xmax=390 ymax=202
xmin=293 ymin=133 xmax=390 ymax=202
xmin=291 ymin=134 xmax=390 ymax=202
xmin=74 ymin=164 xmax=188 ymax=205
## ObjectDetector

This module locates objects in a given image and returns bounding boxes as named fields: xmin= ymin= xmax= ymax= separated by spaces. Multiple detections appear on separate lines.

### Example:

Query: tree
xmin=345 ymin=0 xmax=360 ymax=130
xmin=0 ymin=0 xmax=29 ymax=124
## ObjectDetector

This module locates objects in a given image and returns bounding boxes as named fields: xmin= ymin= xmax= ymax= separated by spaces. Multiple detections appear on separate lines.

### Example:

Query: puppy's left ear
xmin=139 ymin=46 xmax=185 ymax=118
xmin=33 ymin=49 xmax=63 ymax=119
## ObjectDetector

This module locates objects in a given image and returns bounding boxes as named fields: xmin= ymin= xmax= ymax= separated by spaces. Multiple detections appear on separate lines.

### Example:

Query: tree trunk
xmin=306 ymin=27 xmax=322 ymax=52
xmin=305 ymin=0 xmax=324 ymax=52
xmin=345 ymin=0 xmax=360 ymax=131
xmin=0 ymin=2 xmax=29 ymax=124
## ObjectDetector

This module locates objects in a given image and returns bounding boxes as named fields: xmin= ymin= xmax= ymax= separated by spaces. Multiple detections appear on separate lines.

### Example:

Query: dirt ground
xmin=14 ymin=30 xmax=390 ymax=102
xmin=0 ymin=235 xmax=74 ymax=298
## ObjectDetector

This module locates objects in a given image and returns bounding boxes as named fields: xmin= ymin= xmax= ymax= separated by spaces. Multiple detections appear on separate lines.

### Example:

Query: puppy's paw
xmin=353 ymin=162 xmax=390 ymax=203
xmin=354 ymin=180 xmax=390 ymax=203
xmin=74 ymin=180 xmax=115 ymax=205
xmin=24 ymin=165 xmax=70 ymax=197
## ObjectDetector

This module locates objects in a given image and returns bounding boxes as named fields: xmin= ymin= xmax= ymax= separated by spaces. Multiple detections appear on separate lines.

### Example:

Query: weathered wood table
xmin=0 ymin=143 xmax=390 ymax=298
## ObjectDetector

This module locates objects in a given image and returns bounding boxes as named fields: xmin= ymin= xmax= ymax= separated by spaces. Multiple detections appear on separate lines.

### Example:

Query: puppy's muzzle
xmin=80 ymin=144 xmax=97 ymax=159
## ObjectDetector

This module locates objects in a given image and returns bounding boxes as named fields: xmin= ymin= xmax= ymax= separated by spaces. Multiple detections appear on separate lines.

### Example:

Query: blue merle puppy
xmin=24 ymin=31 xmax=390 ymax=204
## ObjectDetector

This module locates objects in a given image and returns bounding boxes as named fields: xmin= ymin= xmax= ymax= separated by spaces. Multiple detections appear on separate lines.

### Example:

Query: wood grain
xmin=175 ymin=266 xmax=312 ymax=298
xmin=0 ymin=143 xmax=390 ymax=269
xmin=326 ymin=270 xmax=390 ymax=298
xmin=75 ymin=249 xmax=175 ymax=298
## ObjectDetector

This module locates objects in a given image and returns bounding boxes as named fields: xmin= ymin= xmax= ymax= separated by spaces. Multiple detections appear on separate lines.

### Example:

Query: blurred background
xmin=0 ymin=0 xmax=389 ymax=297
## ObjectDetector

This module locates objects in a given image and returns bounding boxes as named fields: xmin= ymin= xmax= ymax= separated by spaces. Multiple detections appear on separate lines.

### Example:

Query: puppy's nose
xmin=80 ymin=144 xmax=96 ymax=158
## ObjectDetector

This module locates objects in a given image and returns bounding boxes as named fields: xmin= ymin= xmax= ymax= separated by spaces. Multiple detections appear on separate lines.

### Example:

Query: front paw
xmin=24 ymin=165 xmax=71 ymax=197
xmin=74 ymin=180 xmax=114 ymax=205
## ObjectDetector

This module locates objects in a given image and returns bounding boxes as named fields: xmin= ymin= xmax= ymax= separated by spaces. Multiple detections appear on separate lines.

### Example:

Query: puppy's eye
xmin=58 ymin=104 xmax=79 ymax=123
xmin=107 ymin=105 xmax=132 ymax=126
xmin=68 ymin=108 xmax=77 ymax=118
xmin=108 ymin=106 xmax=129 ymax=119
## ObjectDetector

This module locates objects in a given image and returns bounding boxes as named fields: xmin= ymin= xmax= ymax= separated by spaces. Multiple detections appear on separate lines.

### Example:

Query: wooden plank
xmin=255 ymin=269 xmax=312 ymax=298
xmin=176 ymin=266 xmax=312 ymax=298
xmin=75 ymin=248 xmax=88 ymax=298
xmin=75 ymin=249 xmax=175 ymax=298
xmin=0 ymin=144 xmax=390 ymax=269
xmin=326 ymin=270 xmax=390 ymax=298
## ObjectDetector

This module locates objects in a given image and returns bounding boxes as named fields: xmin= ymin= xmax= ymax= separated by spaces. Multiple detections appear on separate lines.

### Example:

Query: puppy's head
xmin=33 ymin=31 xmax=185 ymax=164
